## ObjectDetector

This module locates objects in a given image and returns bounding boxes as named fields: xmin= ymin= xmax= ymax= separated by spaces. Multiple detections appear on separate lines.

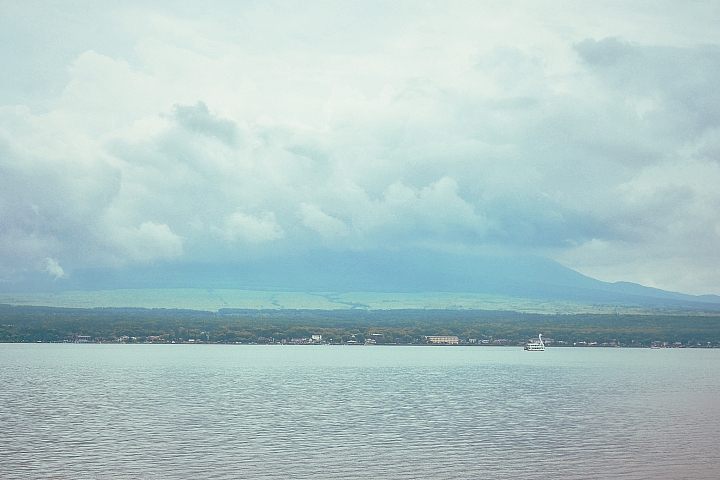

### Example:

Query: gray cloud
xmin=575 ymin=38 xmax=720 ymax=132
xmin=575 ymin=37 xmax=634 ymax=66
xmin=1 ymin=2 xmax=720 ymax=294
xmin=172 ymin=102 xmax=239 ymax=145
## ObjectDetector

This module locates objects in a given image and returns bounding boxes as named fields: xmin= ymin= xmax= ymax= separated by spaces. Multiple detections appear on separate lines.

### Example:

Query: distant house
xmin=311 ymin=334 xmax=322 ymax=342
xmin=426 ymin=335 xmax=459 ymax=345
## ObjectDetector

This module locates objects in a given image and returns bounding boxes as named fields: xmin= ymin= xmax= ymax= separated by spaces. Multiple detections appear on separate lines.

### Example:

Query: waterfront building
xmin=426 ymin=335 xmax=459 ymax=345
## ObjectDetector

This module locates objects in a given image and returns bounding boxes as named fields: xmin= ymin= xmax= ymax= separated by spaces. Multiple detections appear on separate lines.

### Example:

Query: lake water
xmin=1 ymin=345 xmax=719 ymax=479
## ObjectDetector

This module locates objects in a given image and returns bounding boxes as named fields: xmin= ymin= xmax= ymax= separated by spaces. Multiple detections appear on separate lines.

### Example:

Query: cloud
xmin=218 ymin=212 xmax=284 ymax=244
xmin=1 ymin=3 xmax=720 ymax=294
xmin=575 ymin=37 xmax=634 ymax=66
xmin=356 ymin=177 xmax=488 ymax=243
xmin=105 ymin=221 xmax=184 ymax=264
xmin=172 ymin=101 xmax=238 ymax=145
xmin=43 ymin=258 xmax=65 ymax=280
xmin=300 ymin=203 xmax=349 ymax=238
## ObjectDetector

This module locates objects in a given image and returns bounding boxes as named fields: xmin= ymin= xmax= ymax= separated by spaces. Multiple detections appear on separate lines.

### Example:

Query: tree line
xmin=1 ymin=304 xmax=720 ymax=346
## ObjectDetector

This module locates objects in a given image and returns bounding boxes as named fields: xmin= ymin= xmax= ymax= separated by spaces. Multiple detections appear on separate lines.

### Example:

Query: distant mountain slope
xmin=5 ymin=249 xmax=720 ymax=310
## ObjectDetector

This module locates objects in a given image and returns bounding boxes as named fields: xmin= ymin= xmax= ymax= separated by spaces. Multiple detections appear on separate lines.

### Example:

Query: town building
xmin=426 ymin=335 xmax=459 ymax=345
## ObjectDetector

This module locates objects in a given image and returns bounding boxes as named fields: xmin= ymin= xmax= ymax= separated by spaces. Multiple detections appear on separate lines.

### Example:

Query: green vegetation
xmin=1 ymin=289 xmax=698 ymax=314
xmin=2 ymin=304 xmax=720 ymax=347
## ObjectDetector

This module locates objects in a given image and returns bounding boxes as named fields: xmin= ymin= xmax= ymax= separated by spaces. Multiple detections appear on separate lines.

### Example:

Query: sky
xmin=1 ymin=1 xmax=720 ymax=295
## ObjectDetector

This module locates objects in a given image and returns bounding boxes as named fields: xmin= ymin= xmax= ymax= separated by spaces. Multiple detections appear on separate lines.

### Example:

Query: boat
xmin=524 ymin=334 xmax=545 ymax=351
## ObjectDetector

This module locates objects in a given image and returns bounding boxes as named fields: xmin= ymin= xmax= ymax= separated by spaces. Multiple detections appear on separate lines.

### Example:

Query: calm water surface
xmin=1 ymin=345 xmax=719 ymax=479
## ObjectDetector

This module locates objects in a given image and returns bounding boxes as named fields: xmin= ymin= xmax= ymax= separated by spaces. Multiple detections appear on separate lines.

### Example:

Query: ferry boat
xmin=524 ymin=334 xmax=545 ymax=351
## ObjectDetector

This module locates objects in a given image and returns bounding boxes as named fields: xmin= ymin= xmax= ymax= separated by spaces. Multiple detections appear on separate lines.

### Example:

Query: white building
xmin=426 ymin=335 xmax=459 ymax=345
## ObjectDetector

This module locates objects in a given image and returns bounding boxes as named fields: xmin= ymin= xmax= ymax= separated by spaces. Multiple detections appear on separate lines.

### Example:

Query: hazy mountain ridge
xmin=4 ymin=250 xmax=718 ymax=311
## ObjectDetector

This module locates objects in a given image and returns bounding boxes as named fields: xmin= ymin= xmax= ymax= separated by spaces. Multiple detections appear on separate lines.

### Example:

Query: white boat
xmin=524 ymin=334 xmax=545 ymax=351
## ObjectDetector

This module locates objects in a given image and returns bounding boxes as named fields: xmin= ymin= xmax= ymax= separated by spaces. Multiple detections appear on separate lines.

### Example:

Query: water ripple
xmin=1 ymin=345 xmax=719 ymax=479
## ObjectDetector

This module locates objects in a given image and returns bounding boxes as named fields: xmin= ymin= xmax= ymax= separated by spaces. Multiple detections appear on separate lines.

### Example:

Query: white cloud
xmin=557 ymin=160 xmax=720 ymax=293
xmin=355 ymin=177 xmax=488 ymax=242
xmin=300 ymin=203 xmax=349 ymax=238
xmin=1 ymin=2 xmax=720 ymax=293
xmin=106 ymin=221 xmax=183 ymax=263
xmin=44 ymin=258 xmax=65 ymax=280
xmin=219 ymin=212 xmax=284 ymax=244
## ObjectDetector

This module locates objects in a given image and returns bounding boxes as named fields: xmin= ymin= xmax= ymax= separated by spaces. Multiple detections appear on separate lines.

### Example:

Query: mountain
xmin=9 ymin=249 xmax=718 ymax=311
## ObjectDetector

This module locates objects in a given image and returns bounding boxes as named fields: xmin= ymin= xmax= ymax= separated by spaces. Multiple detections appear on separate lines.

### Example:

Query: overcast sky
xmin=1 ymin=1 xmax=720 ymax=295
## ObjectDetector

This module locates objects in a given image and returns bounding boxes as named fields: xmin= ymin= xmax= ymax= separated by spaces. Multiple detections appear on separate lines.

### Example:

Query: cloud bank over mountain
xmin=1 ymin=1 xmax=719 ymax=294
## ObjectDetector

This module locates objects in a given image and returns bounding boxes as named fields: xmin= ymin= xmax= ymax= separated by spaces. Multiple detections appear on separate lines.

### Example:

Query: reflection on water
xmin=1 ymin=345 xmax=719 ymax=479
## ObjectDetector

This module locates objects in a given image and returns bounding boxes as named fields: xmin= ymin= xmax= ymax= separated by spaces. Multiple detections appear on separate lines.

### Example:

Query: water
xmin=1 ymin=345 xmax=719 ymax=479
